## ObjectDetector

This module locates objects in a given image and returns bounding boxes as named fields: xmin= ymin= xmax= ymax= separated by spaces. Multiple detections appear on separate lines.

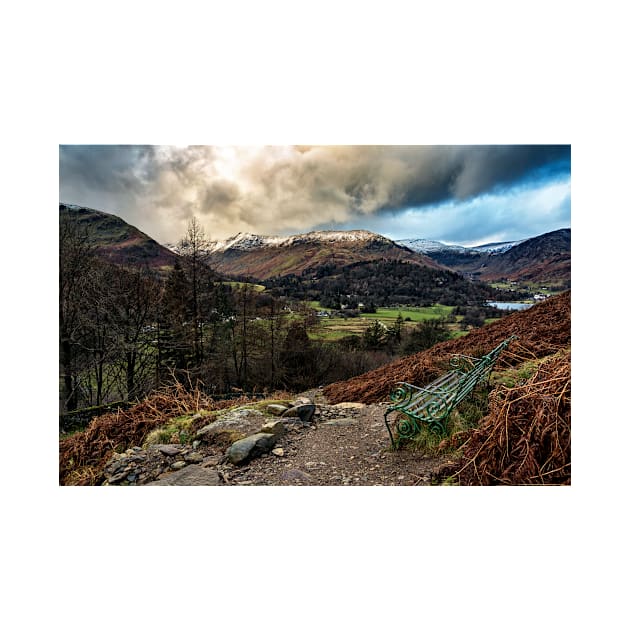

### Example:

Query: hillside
xmin=264 ymin=258 xmax=507 ymax=306
xmin=324 ymin=290 xmax=570 ymax=404
xmin=59 ymin=203 xmax=180 ymax=272
xmin=201 ymin=229 xmax=443 ymax=280
xmin=403 ymin=228 xmax=571 ymax=286
xmin=475 ymin=228 xmax=571 ymax=283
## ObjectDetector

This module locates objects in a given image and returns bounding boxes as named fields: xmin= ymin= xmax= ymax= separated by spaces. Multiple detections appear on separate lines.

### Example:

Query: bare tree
xmin=177 ymin=217 xmax=212 ymax=366
xmin=59 ymin=214 xmax=97 ymax=411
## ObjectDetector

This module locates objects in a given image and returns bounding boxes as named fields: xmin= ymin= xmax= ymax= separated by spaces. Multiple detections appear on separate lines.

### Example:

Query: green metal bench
xmin=384 ymin=335 xmax=517 ymax=449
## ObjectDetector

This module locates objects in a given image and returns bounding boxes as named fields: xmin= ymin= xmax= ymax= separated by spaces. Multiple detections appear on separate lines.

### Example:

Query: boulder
xmin=147 ymin=464 xmax=221 ymax=486
xmin=260 ymin=421 xmax=287 ymax=437
xmin=158 ymin=445 xmax=182 ymax=456
xmin=226 ymin=432 xmax=278 ymax=465
xmin=196 ymin=408 xmax=267 ymax=446
xmin=293 ymin=396 xmax=313 ymax=406
xmin=281 ymin=403 xmax=316 ymax=423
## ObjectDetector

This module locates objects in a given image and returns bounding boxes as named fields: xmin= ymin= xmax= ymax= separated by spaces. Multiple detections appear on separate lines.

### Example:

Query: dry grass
xmin=59 ymin=382 xmax=253 ymax=485
xmin=323 ymin=290 xmax=570 ymax=404
xmin=448 ymin=350 xmax=571 ymax=485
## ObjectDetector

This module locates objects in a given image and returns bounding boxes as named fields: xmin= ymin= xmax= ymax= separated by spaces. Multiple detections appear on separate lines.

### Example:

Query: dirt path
xmin=217 ymin=389 xmax=458 ymax=486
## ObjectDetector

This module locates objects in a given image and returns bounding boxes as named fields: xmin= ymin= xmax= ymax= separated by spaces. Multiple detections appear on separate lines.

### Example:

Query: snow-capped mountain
xmin=397 ymin=238 xmax=470 ymax=255
xmin=185 ymin=229 xmax=441 ymax=280
xmin=206 ymin=229 xmax=393 ymax=253
xmin=397 ymin=237 xmax=524 ymax=255
xmin=473 ymin=240 xmax=526 ymax=254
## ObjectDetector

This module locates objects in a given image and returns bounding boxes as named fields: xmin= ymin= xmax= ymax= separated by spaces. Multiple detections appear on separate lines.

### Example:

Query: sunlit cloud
xmin=59 ymin=145 xmax=570 ymax=244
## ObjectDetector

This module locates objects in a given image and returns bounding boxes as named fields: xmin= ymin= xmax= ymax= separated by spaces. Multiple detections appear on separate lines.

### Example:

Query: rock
xmin=293 ymin=396 xmax=313 ymax=406
xmin=281 ymin=404 xmax=315 ymax=423
xmin=196 ymin=408 xmax=266 ymax=444
xmin=260 ymin=421 xmax=287 ymax=437
xmin=158 ymin=445 xmax=182 ymax=456
xmin=147 ymin=464 xmax=221 ymax=486
xmin=271 ymin=448 xmax=284 ymax=457
xmin=184 ymin=452 xmax=204 ymax=464
xmin=267 ymin=404 xmax=289 ymax=416
xmin=107 ymin=470 xmax=128 ymax=484
xmin=196 ymin=425 xmax=245 ymax=447
xmin=226 ymin=432 xmax=278 ymax=465
xmin=171 ymin=460 xmax=188 ymax=470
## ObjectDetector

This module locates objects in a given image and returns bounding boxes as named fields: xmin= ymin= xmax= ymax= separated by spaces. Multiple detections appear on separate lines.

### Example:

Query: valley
xmin=59 ymin=202 xmax=571 ymax=487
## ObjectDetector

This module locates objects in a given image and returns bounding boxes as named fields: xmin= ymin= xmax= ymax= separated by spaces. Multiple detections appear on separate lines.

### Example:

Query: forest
xmin=59 ymin=215 xmax=512 ymax=415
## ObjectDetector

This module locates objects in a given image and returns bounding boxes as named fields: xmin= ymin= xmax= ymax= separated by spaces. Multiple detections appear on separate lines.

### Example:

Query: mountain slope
xmin=203 ymin=229 xmax=444 ymax=280
xmin=401 ymin=229 xmax=570 ymax=285
xmin=476 ymin=228 xmax=571 ymax=283
xmin=59 ymin=203 xmax=180 ymax=272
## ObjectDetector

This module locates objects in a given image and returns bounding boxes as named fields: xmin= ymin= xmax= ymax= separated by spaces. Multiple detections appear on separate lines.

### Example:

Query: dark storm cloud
xmin=59 ymin=144 xmax=570 ymax=242
xmin=59 ymin=145 xmax=156 ymax=194
xmin=365 ymin=145 xmax=571 ymax=211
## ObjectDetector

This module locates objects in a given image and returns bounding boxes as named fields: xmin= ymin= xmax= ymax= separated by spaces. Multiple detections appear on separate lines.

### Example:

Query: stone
xmin=196 ymin=408 xmax=266 ymax=443
xmin=267 ymin=404 xmax=289 ymax=416
xmin=281 ymin=403 xmax=316 ymax=423
xmin=147 ymin=464 xmax=221 ymax=486
xmin=226 ymin=432 xmax=278 ymax=465
xmin=158 ymin=445 xmax=182 ymax=456
xmin=184 ymin=452 xmax=204 ymax=464
xmin=292 ymin=396 xmax=313 ymax=406
xmin=260 ymin=421 xmax=287 ymax=437
xmin=107 ymin=470 xmax=128 ymax=484
xmin=171 ymin=460 xmax=188 ymax=470
xmin=271 ymin=448 xmax=285 ymax=457
xmin=202 ymin=455 xmax=222 ymax=467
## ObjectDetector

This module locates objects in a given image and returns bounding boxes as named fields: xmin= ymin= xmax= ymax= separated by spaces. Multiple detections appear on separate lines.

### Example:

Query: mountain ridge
xmin=59 ymin=203 xmax=179 ymax=272
xmin=195 ymin=228 xmax=443 ymax=280
xmin=400 ymin=228 xmax=570 ymax=286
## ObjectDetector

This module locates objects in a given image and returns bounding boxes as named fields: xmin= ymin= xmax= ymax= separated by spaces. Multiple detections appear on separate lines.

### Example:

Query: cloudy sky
xmin=59 ymin=145 xmax=570 ymax=246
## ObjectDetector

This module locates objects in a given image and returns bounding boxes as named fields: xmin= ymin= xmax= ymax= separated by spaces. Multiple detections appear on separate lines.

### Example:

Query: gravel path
xmin=217 ymin=389 xmax=457 ymax=486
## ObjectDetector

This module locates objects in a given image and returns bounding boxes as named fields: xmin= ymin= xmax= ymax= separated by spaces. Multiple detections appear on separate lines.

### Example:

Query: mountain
xmin=199 ymin=229 xmax=444 ymax=280
xmin=59 ymin=203 xmax=180 ymax=272
xmin=475 ymin=228 xmax=571 ymax=284
xmin=399 ymin=229 xmax=570 ymax=286
xmin=398 ymin=237 xmax=525 ymax=255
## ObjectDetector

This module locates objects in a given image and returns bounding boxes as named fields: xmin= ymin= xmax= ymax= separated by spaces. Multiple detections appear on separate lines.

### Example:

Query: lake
xmin=486 ymin=301 xmax=533 ymax=311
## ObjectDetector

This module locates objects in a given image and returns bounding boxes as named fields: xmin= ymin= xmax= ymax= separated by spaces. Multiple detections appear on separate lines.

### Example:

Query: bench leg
xmin=384 ymin=409 xmax=397 ymax=450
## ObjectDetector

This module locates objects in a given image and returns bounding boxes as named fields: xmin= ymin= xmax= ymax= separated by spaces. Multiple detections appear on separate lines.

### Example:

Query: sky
xmin=59 ymin=144 xmax=570 ymax=247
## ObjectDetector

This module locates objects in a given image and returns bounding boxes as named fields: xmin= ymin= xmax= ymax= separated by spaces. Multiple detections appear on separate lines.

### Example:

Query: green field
xmin=360 ymin=305 xmax=455 ymax=321
xmin=307 ymin=304 xmax=457 ymax=341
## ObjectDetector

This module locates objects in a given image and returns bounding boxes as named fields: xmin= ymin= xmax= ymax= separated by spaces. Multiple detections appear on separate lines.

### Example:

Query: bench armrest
xmin=449 ymin=354 xmax=482 ymax=371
